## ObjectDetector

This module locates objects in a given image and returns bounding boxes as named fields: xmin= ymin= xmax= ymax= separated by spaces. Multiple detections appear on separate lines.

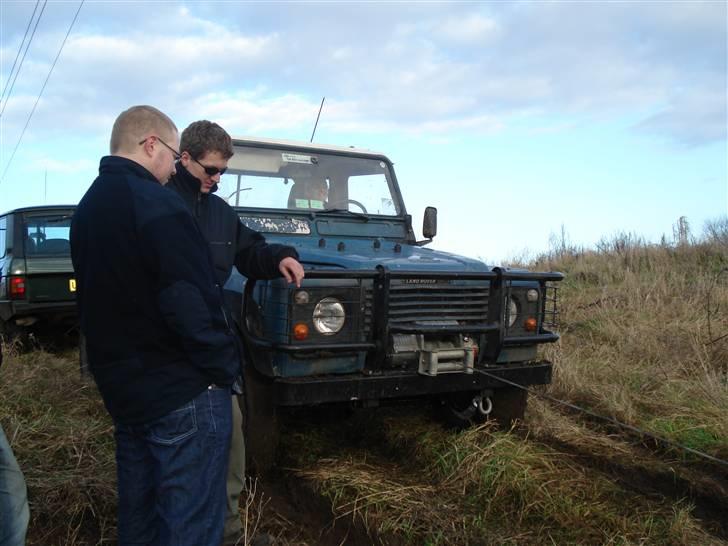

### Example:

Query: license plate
xmin=69 ymin=279 xmax=76 ymax=292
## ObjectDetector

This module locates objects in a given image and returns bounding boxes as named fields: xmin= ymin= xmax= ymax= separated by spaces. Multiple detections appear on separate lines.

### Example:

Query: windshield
xmin=215 ymin=145 xmax=401 ymax=217
xmin=23 ymin=214 xmax=72 ymax=255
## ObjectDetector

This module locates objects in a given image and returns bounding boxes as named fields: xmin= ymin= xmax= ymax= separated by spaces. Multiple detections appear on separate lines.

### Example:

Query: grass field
xmin=1 ymin=218 xmax=726 ymax=545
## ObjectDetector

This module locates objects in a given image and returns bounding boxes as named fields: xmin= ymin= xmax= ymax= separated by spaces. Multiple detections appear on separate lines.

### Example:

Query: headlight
xmin=312 ymin=297 xmax=345 ymax=334
xmin=526 ymin=289 xmax=539 ymax=302
xmin=507 ymin=297 xmax=518 ymax=327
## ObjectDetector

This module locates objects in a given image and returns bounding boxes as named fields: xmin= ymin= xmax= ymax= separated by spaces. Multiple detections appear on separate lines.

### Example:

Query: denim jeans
xmin=114 ymin=386 xmax=232 ymax=546
xmin=0 ymin=423 xmax=29 ymax=546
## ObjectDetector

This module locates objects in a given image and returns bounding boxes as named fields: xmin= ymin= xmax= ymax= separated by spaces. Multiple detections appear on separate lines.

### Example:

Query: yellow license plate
xmin=69 ymin=279 xmax=76 ymax=292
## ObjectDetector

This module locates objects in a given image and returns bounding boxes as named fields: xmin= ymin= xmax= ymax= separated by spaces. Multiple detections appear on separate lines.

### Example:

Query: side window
xmin=347 ymin=174 xmax=398 ymax=216
xmin=0 ymin=216 xmax=6 ymax=258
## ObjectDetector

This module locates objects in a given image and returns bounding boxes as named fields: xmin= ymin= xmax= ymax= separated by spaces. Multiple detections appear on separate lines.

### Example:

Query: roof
xmin=1 ymin=204 xmax=76 ymax=216
xmin=230 ymin=135 xmax=388 ymax=159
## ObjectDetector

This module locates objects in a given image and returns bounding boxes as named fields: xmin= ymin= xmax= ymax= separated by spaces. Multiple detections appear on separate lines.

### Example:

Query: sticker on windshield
xmin=282 ymin=153 xmax=314 ymax=164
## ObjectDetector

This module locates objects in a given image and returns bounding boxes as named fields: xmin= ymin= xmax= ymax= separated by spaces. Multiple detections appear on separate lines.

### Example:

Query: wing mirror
xmin=422 ymin=206 xmax=437 ymax=240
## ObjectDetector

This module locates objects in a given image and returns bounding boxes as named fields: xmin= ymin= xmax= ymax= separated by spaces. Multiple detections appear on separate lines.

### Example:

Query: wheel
xmin=489 ymin=387 xmax=528 ymax=429
xmin=242 ymin=362 xmax=279 ymax=476
xmin=0 ymin=319 xmax=30 ymax=351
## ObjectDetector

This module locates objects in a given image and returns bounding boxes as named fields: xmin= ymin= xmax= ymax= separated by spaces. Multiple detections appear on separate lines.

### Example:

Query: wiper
xmin=46 ymin=215 xmax=73 ymax=224
xmin=316 ymin=208 xmax=369 ymax=222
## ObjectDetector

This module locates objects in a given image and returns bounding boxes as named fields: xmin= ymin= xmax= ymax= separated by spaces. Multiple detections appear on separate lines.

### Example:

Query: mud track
xmin=530 ymin=403 xmax=728 ymax=537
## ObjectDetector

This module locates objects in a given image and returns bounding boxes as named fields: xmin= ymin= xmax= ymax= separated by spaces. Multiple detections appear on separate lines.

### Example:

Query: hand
xmin=279 ymin=257 xmax=305 ymax=288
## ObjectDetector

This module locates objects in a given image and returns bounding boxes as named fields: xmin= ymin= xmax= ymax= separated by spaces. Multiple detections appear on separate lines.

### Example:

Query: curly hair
xmin=179 ymin=120 xmax=234 ymax=160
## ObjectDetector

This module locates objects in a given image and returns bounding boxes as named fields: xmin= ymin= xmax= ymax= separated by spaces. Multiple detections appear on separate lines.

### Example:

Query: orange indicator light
xmin=524 ymin=317 xmax=538 ymax=332
xmin=293 ymin=323 xmax=309 ymax=340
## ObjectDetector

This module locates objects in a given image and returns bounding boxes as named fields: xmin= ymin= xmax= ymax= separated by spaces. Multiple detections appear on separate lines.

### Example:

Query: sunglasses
xmin=191 ymin=156 xmax=227 ymax=177
xmin=138 ymin=136 xmax=181 ymax=160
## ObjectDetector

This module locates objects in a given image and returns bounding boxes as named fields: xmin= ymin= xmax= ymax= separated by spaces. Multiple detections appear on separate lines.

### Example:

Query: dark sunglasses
xmin=191 ymin=156 xmax=227 ymax=177
xmin=138 ymin=136 xmax=181 ymax=160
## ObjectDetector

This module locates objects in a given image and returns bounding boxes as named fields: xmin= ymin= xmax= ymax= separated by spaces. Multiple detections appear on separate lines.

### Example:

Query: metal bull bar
xmin=240 ymin=266 xmax=564 ymax=362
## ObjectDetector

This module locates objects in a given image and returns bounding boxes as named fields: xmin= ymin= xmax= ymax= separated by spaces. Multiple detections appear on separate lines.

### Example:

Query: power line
xmin=0 ymin=0 xmax=41 ymax=107
xmin=0 ymin=0 xmax=47 ymax=118
xmin=0 ymin=0 xmax=84 ymax=187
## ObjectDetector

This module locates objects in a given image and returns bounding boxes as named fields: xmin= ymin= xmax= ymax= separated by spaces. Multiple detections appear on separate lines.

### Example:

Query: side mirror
xmin=423 ymin=206 xmax=437 ymax=240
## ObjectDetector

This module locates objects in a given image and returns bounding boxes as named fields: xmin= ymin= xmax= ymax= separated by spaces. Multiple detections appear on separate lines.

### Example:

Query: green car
xmin=0 ymin=206 xmax=77 ymax=343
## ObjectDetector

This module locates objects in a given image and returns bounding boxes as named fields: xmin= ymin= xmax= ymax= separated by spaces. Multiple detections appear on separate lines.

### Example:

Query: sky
xmin=0 ymin=0 xmax=726 ymax=263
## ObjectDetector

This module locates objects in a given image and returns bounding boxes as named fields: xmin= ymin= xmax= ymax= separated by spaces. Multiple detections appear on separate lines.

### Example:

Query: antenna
xmin=310 ymin=96 xmax=325 ymax=142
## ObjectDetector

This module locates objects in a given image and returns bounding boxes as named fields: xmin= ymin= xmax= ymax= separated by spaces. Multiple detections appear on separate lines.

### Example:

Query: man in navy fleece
xmin=71 ymin=105 xmax=237 ymax=546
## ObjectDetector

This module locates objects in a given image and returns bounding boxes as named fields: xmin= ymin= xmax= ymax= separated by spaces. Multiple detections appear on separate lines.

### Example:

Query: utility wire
xmin=0 ymin=0 xmax=84 ymax=186
xmin=481 ymin=370 xmax=728 ymax=468
xmin=0 ymin=0 xmax=47 ymax=118
xmin=0 ymin=0 xmax=41 ymax=108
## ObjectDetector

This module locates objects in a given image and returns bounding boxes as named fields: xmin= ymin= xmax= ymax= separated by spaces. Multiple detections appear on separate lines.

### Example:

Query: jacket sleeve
xmin=232 ymin=214 xmax=299 ymax=280
xmin=138 ymin=194 xmax=238 ymax=384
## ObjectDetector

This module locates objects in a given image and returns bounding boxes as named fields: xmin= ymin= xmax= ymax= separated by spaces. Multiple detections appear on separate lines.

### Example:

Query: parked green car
xmin=0 ymin=206 xmax=77 ymax=343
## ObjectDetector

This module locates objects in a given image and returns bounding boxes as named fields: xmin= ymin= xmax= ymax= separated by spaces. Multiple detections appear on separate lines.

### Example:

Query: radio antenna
xmin=310 ymin=96 xmax=325 ymax=142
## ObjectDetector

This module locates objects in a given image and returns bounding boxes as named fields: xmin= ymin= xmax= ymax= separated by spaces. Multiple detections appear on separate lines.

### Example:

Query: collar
xmin=99 ymin=156 xmax=159 ymax=184
xmin=174 ymin=162 xmax=219 ymax=197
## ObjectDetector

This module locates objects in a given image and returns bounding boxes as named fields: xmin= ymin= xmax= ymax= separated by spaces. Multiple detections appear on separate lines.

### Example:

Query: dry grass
xmin=0 ymin=346 xmax=116 ymax=545
xmin=531 ymin=227 xmax=728 ymax=461
xmin=2 ymin=218 xmax=726 ymax=545
xmin=284 ymin=409 xmax=721 ymax=545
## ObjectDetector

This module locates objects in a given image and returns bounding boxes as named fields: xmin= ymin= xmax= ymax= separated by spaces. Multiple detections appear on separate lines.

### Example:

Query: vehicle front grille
xmin=364 ymin=280 xmax=490 ymax=330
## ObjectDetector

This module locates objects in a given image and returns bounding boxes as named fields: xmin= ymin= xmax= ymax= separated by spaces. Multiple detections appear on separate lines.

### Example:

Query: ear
xmin=140 ymin=137 xmax=155 ymax=158
xmin=180 ymin=150 xmax=192 ymax=167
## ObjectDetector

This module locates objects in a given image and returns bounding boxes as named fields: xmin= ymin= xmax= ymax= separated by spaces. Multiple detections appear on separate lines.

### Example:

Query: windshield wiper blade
xmin=316 ymin=208 xmax=369 ymax=221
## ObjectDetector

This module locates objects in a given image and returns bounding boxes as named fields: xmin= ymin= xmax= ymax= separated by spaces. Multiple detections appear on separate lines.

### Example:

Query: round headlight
xmin=312 ymin=297 xmax=345 ymax=334
xmin=526 ymin=289 xmax=539 ymax=302
xmin=507 ymin=297 xmax=518 ymax=328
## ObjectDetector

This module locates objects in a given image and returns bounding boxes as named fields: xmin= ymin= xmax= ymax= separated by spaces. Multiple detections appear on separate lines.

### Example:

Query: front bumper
xmin=274 ymin=361 xmax=552 ymax=406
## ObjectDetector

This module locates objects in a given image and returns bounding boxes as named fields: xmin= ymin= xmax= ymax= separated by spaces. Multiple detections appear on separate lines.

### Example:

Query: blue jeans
xmin=114 ymin=386 xmax=232 ymax=546
xmin=0 ymin=423 xmax=29 ymax=546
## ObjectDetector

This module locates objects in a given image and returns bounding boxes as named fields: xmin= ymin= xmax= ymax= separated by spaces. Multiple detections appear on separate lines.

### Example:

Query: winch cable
xmin=480 ymin=370 xmax=728 ymax=469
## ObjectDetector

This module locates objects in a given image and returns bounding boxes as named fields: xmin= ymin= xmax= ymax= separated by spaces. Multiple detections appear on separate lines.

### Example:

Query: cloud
xmin=0 ymin=1 xmax=725 ymax=150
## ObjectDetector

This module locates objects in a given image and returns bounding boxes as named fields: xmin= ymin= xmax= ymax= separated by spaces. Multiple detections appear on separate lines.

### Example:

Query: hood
xmin=289 ymin=238 xmax=489 ymax=273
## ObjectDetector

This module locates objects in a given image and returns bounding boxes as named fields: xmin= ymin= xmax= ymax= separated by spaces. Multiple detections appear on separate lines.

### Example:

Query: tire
xmin=243 ymin=362 xmax=279 ymax=476
xmin=489 ymin=387 xmax=528 ymax=429
xmin=0 ymin=319 xmax=30 ymax=351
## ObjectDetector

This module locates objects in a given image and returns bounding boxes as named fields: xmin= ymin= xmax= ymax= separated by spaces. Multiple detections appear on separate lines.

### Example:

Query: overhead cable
xmin=0 ymin=0 xmax=84 ymax=186
xmin=0 ymin=0 xmax=41 ymax=108
xmin=0 ymin=0 xmax=47 ymax=118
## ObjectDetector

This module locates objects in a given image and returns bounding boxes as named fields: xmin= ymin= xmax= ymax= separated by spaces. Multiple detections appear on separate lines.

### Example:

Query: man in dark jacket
xmin=166 ymin=120 xmax=304 ymax=543
xmin=71 ymin=106 xmax=239 ymax=546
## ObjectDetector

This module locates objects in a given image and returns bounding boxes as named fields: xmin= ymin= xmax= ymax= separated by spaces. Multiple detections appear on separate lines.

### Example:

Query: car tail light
xmin=9 ymin=276 xmax=26 ymax=299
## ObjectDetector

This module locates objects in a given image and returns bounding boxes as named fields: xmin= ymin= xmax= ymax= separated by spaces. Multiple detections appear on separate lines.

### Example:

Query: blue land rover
xmin=216 ymin=137 xmax=563 ymax=469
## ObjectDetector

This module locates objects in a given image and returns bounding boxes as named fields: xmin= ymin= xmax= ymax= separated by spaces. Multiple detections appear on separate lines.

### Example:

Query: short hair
xmin=110 ymin=105 xmax=177 ymax=154
xmin=180 ymin=120 xmax=234 ymax=160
